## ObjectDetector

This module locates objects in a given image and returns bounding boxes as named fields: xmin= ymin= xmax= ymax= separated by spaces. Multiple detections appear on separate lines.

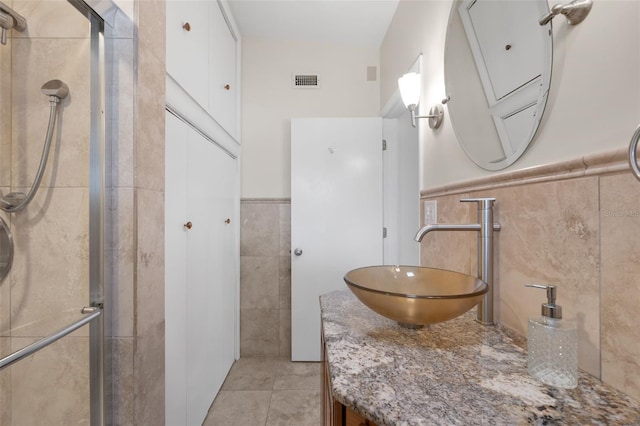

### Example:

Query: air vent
xmin=293 ymin=74 xmax=320 ymax=89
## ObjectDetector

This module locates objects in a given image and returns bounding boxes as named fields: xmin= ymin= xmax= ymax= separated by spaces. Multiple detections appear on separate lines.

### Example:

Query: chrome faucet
xmin=414 ymin=198 xmax=500 ymax=325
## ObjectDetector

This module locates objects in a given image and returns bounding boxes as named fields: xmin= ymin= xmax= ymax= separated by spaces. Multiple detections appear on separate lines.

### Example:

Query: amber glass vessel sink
xmin=343 ymin=265 xmax=488 ymax=328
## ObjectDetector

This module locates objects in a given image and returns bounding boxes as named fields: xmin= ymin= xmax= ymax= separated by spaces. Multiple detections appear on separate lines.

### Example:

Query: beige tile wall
xmin=109 ymin=0 xmax=166 ymax=423
xmin=240 ymin=200 xmax=291 ymax=358
xmin=421 ymin=170 xmax=640 ymax=401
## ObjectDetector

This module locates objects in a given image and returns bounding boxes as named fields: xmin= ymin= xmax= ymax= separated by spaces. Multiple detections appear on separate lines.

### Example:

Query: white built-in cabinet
xmin=165 ymin=112 xmax=238 ymax=426
xmin=165 ymin=0 xmax=241 ymax=424
xmin=166 ymin=0 xmax=238 ymax=138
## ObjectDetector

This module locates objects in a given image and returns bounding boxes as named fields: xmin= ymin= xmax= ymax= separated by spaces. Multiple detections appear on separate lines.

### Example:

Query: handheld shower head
xmin=41 ymin=79 xmax=69 ymax=101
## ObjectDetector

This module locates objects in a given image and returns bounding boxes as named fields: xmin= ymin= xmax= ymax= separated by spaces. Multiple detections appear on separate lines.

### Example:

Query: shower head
xmin=41 ymin=79 xmax=69 ymax=100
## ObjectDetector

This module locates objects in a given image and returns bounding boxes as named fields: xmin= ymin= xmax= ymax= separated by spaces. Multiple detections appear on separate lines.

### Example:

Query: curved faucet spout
xmin=414 ymin=223 xmax=501 ymax=242
xmin=414 ymin=224 xmax=480 ymax=242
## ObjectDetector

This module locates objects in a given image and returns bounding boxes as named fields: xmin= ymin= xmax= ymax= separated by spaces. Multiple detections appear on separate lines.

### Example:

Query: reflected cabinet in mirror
xmin=445 ymin=0 xmax=552 ymax=170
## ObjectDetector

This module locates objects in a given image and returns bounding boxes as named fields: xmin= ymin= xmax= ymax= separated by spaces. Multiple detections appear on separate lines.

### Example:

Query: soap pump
xmin=525 ymin=284 xmax=578 ymax=389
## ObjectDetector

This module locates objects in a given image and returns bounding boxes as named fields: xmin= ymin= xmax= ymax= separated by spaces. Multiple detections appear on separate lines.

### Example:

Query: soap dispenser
xmin=525 ymin=284 xmax=578 ymax=389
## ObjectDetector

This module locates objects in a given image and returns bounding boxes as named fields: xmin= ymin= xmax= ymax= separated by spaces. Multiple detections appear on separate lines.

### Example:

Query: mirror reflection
xmin=444 ymin=0 xmax=552 ymax=170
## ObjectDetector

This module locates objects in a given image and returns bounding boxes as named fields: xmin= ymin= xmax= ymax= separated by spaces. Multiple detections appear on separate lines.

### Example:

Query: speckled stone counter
xmin=320 ymin=290 xmax=640 ymax=426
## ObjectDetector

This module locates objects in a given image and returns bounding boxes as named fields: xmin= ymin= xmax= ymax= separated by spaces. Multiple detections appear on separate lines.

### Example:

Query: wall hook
xmin=539 ymin=0 xmax=592 ymax=26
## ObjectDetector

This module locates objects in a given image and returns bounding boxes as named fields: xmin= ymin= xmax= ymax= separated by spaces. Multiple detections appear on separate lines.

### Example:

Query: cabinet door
xmin=185 ymin=129 xmax=237 ymax=425
xmin=208 ymin=145 xmax=238 ymax=390
xmin=167 ymin=0 xmax=210 ymax=109
xmin=166 ymin=112 xmax=238 ymax=426
xmin=185 ymin=126 xmax=220 ymax=425
xmin=209 ymin=1 xmax=237 ymax=137
xmin=165 ymin=112 xmax=190 ymax=426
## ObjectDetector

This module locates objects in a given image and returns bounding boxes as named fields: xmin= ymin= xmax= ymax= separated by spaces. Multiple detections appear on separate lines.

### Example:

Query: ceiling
xmin=226 ymin=0 xmax=400 ymax=48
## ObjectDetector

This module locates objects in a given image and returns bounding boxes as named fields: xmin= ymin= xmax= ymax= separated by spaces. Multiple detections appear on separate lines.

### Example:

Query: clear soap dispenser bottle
xmin=525 ymin=284 xmax=578 ymax=389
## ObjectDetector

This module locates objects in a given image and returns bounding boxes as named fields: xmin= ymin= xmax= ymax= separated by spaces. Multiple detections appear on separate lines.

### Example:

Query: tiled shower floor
xmin=203 ymin=357 xmax=322 ymax=425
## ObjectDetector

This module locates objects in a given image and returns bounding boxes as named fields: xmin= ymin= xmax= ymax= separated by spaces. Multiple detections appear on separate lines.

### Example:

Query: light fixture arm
xmin=408 ymin=104 xmax=444 ymax=129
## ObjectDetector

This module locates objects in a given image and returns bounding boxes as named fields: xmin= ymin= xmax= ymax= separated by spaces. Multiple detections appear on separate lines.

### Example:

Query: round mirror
xmin=0 ymin=216 xmax=13 ymax=282
xmin=444 ymin=0 xmax=552 ymax=170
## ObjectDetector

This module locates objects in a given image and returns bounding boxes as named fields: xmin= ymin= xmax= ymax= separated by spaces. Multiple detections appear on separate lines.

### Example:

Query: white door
xmin=291 ymin=118 xmax=384 ymax=361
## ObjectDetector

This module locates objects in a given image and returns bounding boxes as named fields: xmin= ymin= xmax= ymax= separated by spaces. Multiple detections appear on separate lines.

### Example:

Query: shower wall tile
xmin=133 ymin=321 xmax=165 ymax=426
xmin=108 ymin=337 xmax=135 ymax=426
xmin=13 ymin=0 xmax=90 ymax=39
xmin=133 ymin=189 xmax=164 ymax=426
xmin=109 ymin=187 xmax=134 ymax=337
xmin=241 ymin=202 xmax=279 ymax=256
xmin=108 ymin=38 xmax=135 ymax=189
xmin=475 ymin=178 xmax=601 ymax=378
xmin=11 ymin=38 xmax=91 ymax=189
xmin=135 ymin=46 xmax=165 ymax=192
xmin=0 ymin=47 xmax=10 ymax=188
xmin=0 ymin=353 xmax=9 ymax=425
xmin=135 ymin=188 xmax=164 ymax=337
xmin=9 ymin=336 xmax=89 ymax=425
xmin=0 ymin=208 xmax=9 ymax=336
xmin=9 ymin=186 xmax=90 ymax=336
xmin=136 ymin=0 xmax=165 ymax=64
xmin=600 ymin=173 xmax=640 ymax=400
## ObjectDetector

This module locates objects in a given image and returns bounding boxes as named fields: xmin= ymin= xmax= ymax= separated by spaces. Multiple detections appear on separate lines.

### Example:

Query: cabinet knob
xmin=225 ymin=218 xmax=231 ymax=224
xmin=182 ymin=22 xmax=191 ymax=32
xmin=224 ymin=84 xmax=230 ymax=91
xmin=184 ymin=221 xmax=193 ymax=229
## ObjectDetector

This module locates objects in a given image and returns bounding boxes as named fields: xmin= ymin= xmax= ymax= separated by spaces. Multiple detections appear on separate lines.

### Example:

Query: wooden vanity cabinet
xmin=322 ymin=332 xmax=378 ymax=426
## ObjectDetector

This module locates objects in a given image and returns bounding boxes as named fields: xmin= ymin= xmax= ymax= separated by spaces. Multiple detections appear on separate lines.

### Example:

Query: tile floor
xmin=203 ymin=357 xmax=322 ymax=426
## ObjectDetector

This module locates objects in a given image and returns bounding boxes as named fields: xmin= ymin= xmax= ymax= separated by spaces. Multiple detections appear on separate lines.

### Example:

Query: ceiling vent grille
xmin=293 ymin=74 xmax=320 ymax=89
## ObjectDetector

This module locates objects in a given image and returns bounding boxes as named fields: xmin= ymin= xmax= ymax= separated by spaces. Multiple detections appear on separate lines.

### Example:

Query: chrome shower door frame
xmin=68 ymin=1 xmax=107 ymax=424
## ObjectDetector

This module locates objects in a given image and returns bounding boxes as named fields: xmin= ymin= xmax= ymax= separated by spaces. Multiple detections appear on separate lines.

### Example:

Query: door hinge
xmin=383 ymin=227 xmax=388 ymax=238
xmin=382 ymin=139 xmax=387 ymax=151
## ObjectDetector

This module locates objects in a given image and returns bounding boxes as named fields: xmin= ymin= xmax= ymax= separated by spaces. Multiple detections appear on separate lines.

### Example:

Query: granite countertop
xmin=320 ymin=290 xmax=640 ymax=426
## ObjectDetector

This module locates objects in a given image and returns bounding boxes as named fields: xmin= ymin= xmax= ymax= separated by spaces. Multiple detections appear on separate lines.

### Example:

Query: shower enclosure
xmin=0 ymin=0 xmax=108 ymax=424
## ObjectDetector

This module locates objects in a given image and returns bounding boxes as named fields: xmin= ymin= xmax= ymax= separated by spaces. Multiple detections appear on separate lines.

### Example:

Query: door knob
xmin=293 ymin=248 xmax=303 ymax=256
xmin=225 ymin=218 xmax=231 ymax=224
xmin=184 ymin=221 xmax=192 ymax=229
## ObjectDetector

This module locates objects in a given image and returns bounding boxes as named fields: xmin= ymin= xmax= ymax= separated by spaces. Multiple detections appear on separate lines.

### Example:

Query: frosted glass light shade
xmin=398 ymin=72 xmax=421 ymax=108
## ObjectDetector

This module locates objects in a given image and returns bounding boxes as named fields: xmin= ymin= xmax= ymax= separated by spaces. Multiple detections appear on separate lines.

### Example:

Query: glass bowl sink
xmin=343 ymin=265 xmax=488 ymax=328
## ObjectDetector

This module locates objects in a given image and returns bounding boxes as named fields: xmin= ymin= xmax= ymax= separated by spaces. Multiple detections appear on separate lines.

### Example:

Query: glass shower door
xmin=0 ymin=1 xmax=106 ymax=424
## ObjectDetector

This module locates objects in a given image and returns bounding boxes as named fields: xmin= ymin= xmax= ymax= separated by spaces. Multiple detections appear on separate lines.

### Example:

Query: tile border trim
xmin=421 ymin=148 xmax=629 ymax=198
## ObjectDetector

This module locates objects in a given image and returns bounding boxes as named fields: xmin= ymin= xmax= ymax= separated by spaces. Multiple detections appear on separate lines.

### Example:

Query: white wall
xmin=241 ymin=37 xmax=380 ymax=198
xmin=381 ymin=0 xmax=640 ymax=191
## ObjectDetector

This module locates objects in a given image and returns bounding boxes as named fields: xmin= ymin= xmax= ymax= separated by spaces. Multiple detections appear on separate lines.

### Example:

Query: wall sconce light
xmin=398 ymin=72 xmax=444 ymax=129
